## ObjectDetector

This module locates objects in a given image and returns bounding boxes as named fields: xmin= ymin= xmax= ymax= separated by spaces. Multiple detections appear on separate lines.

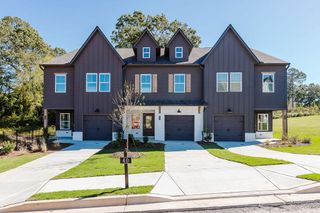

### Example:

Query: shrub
xmin=289 ymin=136 xmax=299 ymax=145
xmin=302 ymin=138 xmax=311 ymax=144
xmin=1 ymin=141 xmax=16 ymax=155
xmin=143 ymin=136 xmax=149 ymax=144
xmin=116 ymin=131 xmax=123 ymax=143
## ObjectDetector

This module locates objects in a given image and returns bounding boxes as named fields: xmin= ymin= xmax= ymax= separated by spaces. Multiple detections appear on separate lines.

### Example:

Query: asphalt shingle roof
xmin=42 ymin=47 xmax=288 ymax=66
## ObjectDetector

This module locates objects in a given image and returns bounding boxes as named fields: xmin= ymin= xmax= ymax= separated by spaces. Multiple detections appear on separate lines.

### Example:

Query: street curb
xmin=0 ymin=194 xmax=171 ymax=213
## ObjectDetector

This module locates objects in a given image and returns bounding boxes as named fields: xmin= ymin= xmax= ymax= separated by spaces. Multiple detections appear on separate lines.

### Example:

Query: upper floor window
xmin=99 ymin=73 xmax=111 ymax=92
xmin=55 ymin=73 xmax=66 ymax=93
xmin=174 ymin=74 xmax=185 ymax=93
xmin=230 ymin=72 xmax=242 ymax=92
xmin=142 ymin=47 xmax=150 ymax=59
xmin=175 ymin=47 xmax=183 ymax=59
xmin=60 ymin=113 xmax=70 ymax=130
xmin=86 ymin=73 xmax=97 ymax=92
xmin=262 ymin=72 xmax=275 ymax=93
xmin=140 ymin=74 xmax=152 ymax=93
xmin=216 ymin=72 xmax=228 ymax=92
xmin=257 ymin=113 xmax=268 ymax=131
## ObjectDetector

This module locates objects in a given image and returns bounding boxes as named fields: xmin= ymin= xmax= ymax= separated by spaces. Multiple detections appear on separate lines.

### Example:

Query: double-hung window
xmin=86 ymin=73 xmax=97 ymax=92
xmin=262 ymin=72 xmax=275 ymax=93
xmin=175 ymin=47 xmax=183 ymax=59
xmin=55 ymin=73 xmax=66 ymax=93
xmin=174 ymin=74 xmax=185 ymax=93
xmin=142 ymin=47 xmax=150 ymax=59
xmin=140 ymin=74 xmax=152 ymax=93
xmin=257 ymin=113 xmax=269 ymax=131
xmin=99 ymin=73 xmax=110 ymax=92
xmin=60 ymin=113 xmax=70 ymax=130
xmin=216 ymin=72 xmax=228 ymax=92
xmin=230 ymin=72 xmax=242 ymax=92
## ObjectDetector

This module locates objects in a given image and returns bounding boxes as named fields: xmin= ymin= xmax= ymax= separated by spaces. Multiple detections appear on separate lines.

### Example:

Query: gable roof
xmin=201 ymin=24 xmax=260 ymax=65
xmin=133 ymin=28 xmax=159 ymax=48
xmin=166 ymin=28 xmax=194 ymax=48
xmin=69 ymin=26 xmax=124 ymax=65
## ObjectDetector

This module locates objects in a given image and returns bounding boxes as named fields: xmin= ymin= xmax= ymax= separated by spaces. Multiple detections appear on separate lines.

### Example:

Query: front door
xmin=143 ymin=113 xmax=154 ymax=136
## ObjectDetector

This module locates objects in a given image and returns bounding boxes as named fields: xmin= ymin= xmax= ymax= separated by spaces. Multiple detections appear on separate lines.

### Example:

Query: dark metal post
xmin=124 ymin=135 xmax=129 ymax=188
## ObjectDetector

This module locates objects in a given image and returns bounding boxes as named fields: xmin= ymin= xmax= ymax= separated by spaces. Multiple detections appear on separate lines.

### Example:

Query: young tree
xmin=111 ymin=11 xmax=201 ymax=48
xmin=108 ymin=82 xmax=144 ymax=188
xmin=287 ymin=67 xmax=307 ymax=108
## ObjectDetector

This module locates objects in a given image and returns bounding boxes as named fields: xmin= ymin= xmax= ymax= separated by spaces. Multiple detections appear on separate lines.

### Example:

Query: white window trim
xmin=54 ymin=73 xmax=67 ymax=93
xmin=60 ymin=113 xmax=70 ymax=130
xmin=86 ymin=73 xmax=97 ymax=92
xmin=174 ymin=74 xmax=185 ymax=93
xmin=230 ymin=72 xmax=242 ymax=92
xmin=257 ymin=113 xmax=269 ymax=131
xmin=140 ymin=74 xmax=152 ymax=93
xmin=216 ymin=72 xmax=229 ymax=92
xmin=142 ymin=47 xmax=151 ymax=59
xmin=99 ymin=73 xmax=111 ymax=92
xmin=262 ymin=72 xmax=275 ymax=93
xmin=175 ymin=47 xmax=183 ymax=59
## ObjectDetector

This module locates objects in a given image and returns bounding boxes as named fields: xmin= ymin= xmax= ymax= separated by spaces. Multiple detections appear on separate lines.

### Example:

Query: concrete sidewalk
xmin=0 ymin=140 xmax=108 ymax=207
xmin=39 ymin=172 xmax=162 ymax=193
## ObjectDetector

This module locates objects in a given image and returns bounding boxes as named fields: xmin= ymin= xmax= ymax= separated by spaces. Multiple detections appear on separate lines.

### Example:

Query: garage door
xmin=165 ymin=115 xmax=194 ymax=140
xmin=83 ymin=115 xmax=112 ymax=140
xmin=214 ymin=116 xmax=244 ymax=141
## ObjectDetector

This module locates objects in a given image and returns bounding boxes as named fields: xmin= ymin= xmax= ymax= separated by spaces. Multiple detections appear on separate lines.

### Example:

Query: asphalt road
xmin=175 ymin=201 xmax=320 ymax=213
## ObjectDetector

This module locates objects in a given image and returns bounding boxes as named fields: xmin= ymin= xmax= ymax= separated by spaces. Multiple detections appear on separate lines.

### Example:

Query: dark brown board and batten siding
xmin=43 ymin=66 xmax=74 ymax=109
xmin=203 ymin=29 xmax=256 ymax=133
xmin=135 ymin=33 xmax=158 ymax=62
xmin=254 ymin=65 xmax=287 ymax=110
xmin=125 ymin=65 xmax=202 ymax=103
xmin=73 ymin=31 xmax=123 ymax=131
xmin=167 ymin=32 xmax=192 ymax=62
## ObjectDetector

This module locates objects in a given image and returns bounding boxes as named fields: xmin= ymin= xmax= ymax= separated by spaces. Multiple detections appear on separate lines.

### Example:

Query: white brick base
xmin=245 ymin=133 xmax=256 ymax=142
xmin=256 ymin=131 xmax=273 ymax=139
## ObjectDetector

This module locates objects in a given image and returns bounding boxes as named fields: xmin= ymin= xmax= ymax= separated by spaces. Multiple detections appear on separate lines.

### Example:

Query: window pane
xmin=145 ymin=116 xmax=153 ymax=129
xmin=87 ymin=82 xmax=97 ymax=92
xmin=100 ymin=83 xmax=110 ymax=92
xmin=218 ymin=82 xmax=228 ymax=92
xmin=87 ymin=74 xmax=96 ymax=82
xmin=268 ymin=83 xmax=273 ymax=92
xmin=132 ymin=114 xmax=140 ymax=129
xmin=175 ymin=84 xmax=185 ymax=92
xmin=141 ymin=83 xmax=151 ymax=92
xmin=230 ymin=83 xmax=241 ymax=92
xmin=231 ymin=73 xmax=241 ymax=82
xmin=100 ymin=74 xmax=109 ymax=82
xmin=175 ymin=75 xmax=185 ymax=83
xmin=56 ymin=84 xmax=65 ymax=92
xmin=263 ymin=74 xmax=273 ymax=83
xmin=141 ymin=75 xmax=151 ymax=83
xmin=56 ymin=75 xmax=65 ymax=83
xmin=217 ymin=73 xmax=228 ymax=82
xmin=176 ymin=52 xmax=182 ymax=58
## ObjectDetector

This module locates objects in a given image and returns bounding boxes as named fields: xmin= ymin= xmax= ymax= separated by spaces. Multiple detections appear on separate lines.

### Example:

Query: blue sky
xmin=1 ymin=0 xmax=319 ymax=83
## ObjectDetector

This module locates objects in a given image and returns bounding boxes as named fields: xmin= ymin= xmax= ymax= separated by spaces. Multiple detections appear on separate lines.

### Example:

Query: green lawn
xmin=297 ymin=173 xmax=320 ymax=182
xmin=271 ymin=115 xmax=320 ymax=155
xmin=0 ymin=152 xmax=47 ymax=173
xmin=199 ymin=143 xmax=291 ymax=166
xmin=54 ymin=146 xmax=164 ymax=179
xmin=29 ymin=185 xmax=153 ymax=201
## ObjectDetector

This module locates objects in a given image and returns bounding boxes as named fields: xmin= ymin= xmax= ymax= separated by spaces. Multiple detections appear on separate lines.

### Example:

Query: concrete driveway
xmin=0 ymin=140 xmax=108 ymax=207
xmin=151 ymin=141 xmax=314 ymax=196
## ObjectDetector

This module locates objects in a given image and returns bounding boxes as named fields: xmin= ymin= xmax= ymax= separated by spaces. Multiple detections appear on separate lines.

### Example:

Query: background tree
xmin=0 ymin=16 xmax=65 ymax=127
xmin=295 ymin=83 xmax=320 ymax=107
xmin=111 ymin=11 xmax=201 ymax=48
xmin=287 ymin=67 xmax=307 ymax=108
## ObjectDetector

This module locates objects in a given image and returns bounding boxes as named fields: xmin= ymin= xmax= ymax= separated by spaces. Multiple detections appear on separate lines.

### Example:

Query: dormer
xmin=166 ymin=29 xmax=193 ymax=62
xmin=133 ymin=29 xmax=160 ymax=62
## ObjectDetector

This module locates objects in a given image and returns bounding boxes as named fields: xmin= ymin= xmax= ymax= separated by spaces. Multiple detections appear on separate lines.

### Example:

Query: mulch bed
xmin=258 ymin=140 xmax=311 ymax=148
xmin=0 ymin=142 xmax=72 ymax=158
xmin=112 ymin=151 xmax=144 ymax=158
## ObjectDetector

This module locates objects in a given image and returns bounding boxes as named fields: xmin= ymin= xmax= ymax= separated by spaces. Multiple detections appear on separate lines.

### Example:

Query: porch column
xmin=43 ymin=109 xmax=48 ymax=129
xmin=282 ymin=110 xmax=288 ymax=138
